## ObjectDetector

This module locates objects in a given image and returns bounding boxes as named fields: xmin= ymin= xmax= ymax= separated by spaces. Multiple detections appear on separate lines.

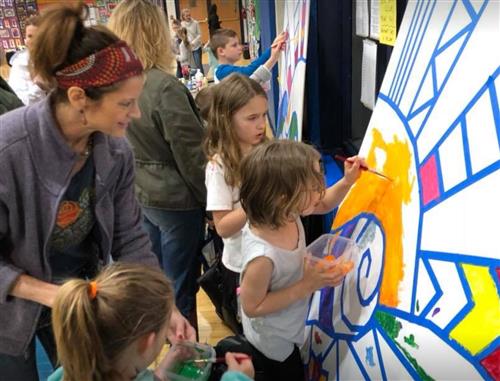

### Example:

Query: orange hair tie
xmin=88 ymin=281 xmax=98 ymax=300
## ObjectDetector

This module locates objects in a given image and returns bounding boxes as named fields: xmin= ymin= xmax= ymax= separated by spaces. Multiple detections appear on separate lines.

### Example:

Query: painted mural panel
xmin=276 ymin=0 xmax=309 ymax=141
xmin=304 ymin=1 xmax=500 ymax=379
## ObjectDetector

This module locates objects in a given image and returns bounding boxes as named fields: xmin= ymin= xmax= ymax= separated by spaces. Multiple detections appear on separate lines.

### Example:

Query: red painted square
xmin=480 ymin=346 xmax=500 ymax=380
xmin=420 ymin=155 xmax=440 ymax=205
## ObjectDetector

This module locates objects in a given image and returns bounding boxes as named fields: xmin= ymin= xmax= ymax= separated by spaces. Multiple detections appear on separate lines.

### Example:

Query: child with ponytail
xmin=48 ymin=262 xmax=254 ymax=381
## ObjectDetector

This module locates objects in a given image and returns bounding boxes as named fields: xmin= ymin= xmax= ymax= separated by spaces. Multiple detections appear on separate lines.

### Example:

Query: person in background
xmin=8 ymin=15 xmax=46 ymax=105
xmin=0 ymin=47 xmax=23 ymax=115
xmin=181 ymin=8 xmax=204 ymax=74
xmin=210 ymin=28 xmax=286 ymax=84
xmin=194 ymin=86 xmax=212 ymax=123
xmin=176 ymin=27 xmax=196 ymax=71
xmin=171 ymin=18 xmax=183 ymax=78
xmin=108 ymin=0 xmax=206 ymax=332
xmin=208 ymin=3 xmax=221 ymax=37
xmin=48 ymin=262 xmax=254 ymax=381
xmin=0 ymin=4 xmax=194 ymax=379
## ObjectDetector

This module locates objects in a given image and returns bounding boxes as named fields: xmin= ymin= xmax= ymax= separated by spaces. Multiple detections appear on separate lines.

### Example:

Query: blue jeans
xmin=142 ymin=207 xmax=203 ymax=318
xmin=0 ymin=308 xmax=56 ymax=381
xmin=192 ymin=47 xmax=204 ymax=74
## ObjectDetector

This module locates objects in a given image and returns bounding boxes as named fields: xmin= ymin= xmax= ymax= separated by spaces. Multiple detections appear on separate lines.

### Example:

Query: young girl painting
xmin=238 ymin=140 xmax=364 ymax=380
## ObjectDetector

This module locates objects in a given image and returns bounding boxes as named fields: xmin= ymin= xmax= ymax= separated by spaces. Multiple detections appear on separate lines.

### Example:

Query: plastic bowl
xmin=306 ymin=234 xmax=358 ymax=273
xmin=163 ymin=341 xmax=215 ymax=381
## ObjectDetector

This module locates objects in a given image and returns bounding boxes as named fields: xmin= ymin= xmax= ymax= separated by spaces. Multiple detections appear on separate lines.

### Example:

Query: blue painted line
xmin=389 ymin=0 xmax=424 ymax=99
xmin=487 ymin=73 xmax=500 ymax=150
xmin=347 ymin=341 xmax=371 ymax=380
xmin=416 ymin=0 xmax=489 ymax=140
xmin=395 ymin=0 xmax=436 ymax=106
xmin=373 ymin=328 xmax=388 ymax=381
xmin=435 ymin=25 xmax=469 ymax=55
xmin=374 ymin=323 xmax=421 ymax=380
xmin=462 ymin=0 xmax=478 ymax=19
xmin=461 ymin=116 xmax=473 ymax=178
xmin=419 ymin=257 xmax=444 ymax=318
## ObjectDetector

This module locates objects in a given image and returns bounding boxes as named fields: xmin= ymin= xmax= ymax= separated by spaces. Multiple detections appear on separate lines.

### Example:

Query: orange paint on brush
xmin=333 ymin=129 xmax=414 ymax=307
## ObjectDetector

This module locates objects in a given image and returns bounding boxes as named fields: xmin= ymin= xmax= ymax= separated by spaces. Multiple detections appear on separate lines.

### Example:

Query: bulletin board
xmin=304 ymin=1 xmax=500 ymax=379
xmin=0 ymin=0 xmax=37 ymax=51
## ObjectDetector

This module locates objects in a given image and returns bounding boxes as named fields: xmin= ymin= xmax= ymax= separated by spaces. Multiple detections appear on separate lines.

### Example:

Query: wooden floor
xmin=197 ymin=288 xmax=234 ymax=346
xmin=152 ymin=289 xmax=232 ymax=368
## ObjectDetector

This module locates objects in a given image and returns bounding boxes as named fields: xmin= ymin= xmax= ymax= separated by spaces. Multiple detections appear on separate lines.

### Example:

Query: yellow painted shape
xmin=333 ymin=129 xmax=414 ymax=307
xmin=450 ymin=264 xmax=500 ymax=355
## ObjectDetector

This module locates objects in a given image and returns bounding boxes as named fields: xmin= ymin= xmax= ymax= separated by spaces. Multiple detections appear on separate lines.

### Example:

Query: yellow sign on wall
xmin=380 ymin=0 xmax=397 ymax=46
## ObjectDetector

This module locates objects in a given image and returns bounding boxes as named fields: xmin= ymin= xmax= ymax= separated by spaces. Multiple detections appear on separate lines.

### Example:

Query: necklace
xmin=80 ymin=136 xmax=93 ymax=158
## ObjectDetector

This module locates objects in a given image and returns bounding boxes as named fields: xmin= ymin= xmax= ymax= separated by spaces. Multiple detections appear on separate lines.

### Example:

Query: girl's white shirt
xmin=240 ymin=219 xmax=308 ymax=361
xmin=8 ymin=50 xmax=45 ymax=105
xmin=205 ymin=154 xmax=243 ymax=272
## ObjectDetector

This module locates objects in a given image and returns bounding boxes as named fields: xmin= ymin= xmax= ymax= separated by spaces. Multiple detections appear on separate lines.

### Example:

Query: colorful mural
xmin=304 ymin=0 xmax=500 ymax=379
xmin=275 ymin=0 xmax=309 ymax=141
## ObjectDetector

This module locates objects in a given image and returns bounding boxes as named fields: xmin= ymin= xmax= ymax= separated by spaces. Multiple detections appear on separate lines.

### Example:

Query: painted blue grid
xmin=412 ymin=1 xmax=489 ymax=139
xmin=306 ymin=1 xmax=500 ymax=379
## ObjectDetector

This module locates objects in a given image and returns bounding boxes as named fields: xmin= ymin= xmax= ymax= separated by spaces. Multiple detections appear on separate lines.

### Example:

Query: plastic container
xmin=163 ymin=341 xmax=215 ymax=381
xmin=305 ymin=234 xmax=359 ymax=272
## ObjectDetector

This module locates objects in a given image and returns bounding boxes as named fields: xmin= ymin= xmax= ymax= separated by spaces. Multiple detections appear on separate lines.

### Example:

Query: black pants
xmin=213 ymin=335 xmax=305 ymax=381
xmin=0 ymin=308 xmax=57 ymax=381
xmin=221 ymin=266 xmax=242 ymax=335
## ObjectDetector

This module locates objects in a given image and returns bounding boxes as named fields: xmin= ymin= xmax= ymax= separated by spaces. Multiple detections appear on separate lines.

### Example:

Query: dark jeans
xmin=192 ymin=47 xmax=204 ymax=74
xmin=176 ymin=61 xmax=182 ymax=78
xmin=213 ymin=335 xmax=304 ymax=381
xmin=143 ymin=207 xmax=203 ymax=321
xmin=0 ymin=308 xmax=57 ymax=381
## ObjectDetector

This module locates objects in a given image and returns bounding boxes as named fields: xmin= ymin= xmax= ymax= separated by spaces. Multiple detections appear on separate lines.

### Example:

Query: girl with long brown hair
xmin=204 ymin=73 xmax=268 ymax=332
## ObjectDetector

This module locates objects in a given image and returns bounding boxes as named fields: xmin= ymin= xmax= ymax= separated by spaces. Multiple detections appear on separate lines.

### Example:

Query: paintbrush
xmin=334 ymin=155 xmax=393 ymax=181
xmin=187 ymin=354 xmax=252 ymax=364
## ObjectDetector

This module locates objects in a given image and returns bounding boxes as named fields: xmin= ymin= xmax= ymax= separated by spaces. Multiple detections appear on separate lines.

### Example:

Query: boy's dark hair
xmin=210 ymin=28 xmax=238 ymax=58
xmin=195 ymin=87 xmax=212 ymax=121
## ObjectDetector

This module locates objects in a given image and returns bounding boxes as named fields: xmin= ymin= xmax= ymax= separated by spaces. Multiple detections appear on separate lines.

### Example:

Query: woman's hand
xmin=225 ymin=352 xmax=255 ymax=379
xmin=167 ymin=308 xmax=196 ymax=344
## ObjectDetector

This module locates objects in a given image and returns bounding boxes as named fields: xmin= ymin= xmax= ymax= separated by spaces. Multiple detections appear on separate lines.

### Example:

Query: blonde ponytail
xmin=52 ymin=263 xmax=174 ymax=381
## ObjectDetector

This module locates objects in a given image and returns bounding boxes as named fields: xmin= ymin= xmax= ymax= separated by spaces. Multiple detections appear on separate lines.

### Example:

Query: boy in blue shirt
xmin=211 ymin=29 xmax=287 ymax=84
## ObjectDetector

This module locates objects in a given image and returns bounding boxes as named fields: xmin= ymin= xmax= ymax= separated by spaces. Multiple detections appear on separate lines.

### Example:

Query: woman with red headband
xmin=0 ymin=3 xmax=194 ymax=379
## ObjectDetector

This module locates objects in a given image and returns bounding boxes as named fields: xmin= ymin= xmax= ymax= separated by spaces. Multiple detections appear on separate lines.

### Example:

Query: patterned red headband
xmin=55 ymin=40 xmax=143 ymax=89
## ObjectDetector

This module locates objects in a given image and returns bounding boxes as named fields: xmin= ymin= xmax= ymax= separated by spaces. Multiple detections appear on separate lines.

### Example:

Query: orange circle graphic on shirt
xmin=56 ymin=201 xmax=82 ymax=229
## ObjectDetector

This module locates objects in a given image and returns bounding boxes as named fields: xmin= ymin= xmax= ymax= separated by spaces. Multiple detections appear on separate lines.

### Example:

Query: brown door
xmin=211 ymin=0 xmax=241 ymax=41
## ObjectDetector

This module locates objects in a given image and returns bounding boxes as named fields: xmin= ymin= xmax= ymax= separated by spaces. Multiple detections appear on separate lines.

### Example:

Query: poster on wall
xmin=0 ymin=0 xmax=36 ymax=51
xmin=275 ymin=0 xmax=310 ymax=141
xmin=241 ymin=0 xmax=260 ymax=59
xmin=304 ymin=1 xmax=500 ymax=380
xmin=15 ymin=0 xmax=37 ymax=41
xmin=95 ymin=0 xmax=120 ymax=24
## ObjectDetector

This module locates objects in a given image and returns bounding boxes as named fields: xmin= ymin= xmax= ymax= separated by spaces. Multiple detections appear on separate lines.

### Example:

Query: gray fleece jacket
xmin=0 ymin=96 xmax=158 ymax=356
